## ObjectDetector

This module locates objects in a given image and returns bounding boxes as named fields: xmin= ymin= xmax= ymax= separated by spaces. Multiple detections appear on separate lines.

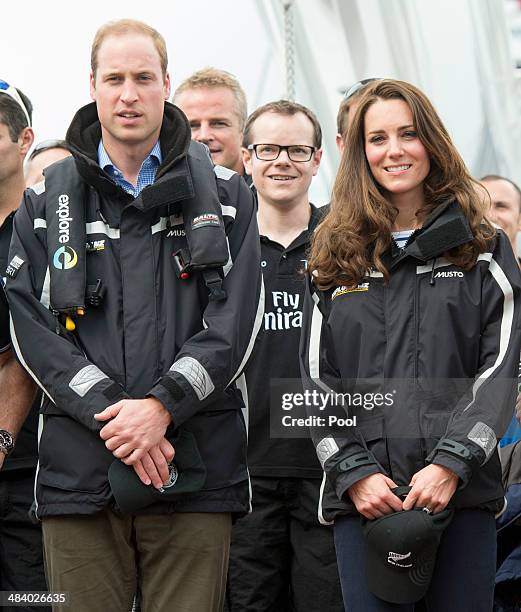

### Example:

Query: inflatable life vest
xmin=43 ymin=151 xmax=229 ymax=330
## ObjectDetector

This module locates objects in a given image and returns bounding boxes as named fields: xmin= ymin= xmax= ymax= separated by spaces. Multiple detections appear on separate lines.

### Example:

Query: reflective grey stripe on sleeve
xmin=228 ymin=277 xmax=265 ymax=384
xmin=86 ymin=221 xmax=120 ymax=239
xmin=221 ymin=204 xmax=237 ymax=219
xmin=309 ymin=293 xmax=335 ymax=394
xmin=9 ymin=314 xmax=54 ymax=403
xmin=235 ymin=373 xmax=249 ymax=436
xmin=8 ymin=266 xmax=53 ymax=402
xmin=318 ymin=472 xmax=333 ymax=525
xmin=69 ymin=364 xmax=109 ymax=397
xmin=316 ymin=436 xmax=340 ymax=467
xmin=40 ymin=267 xmax=50 ymax=308
xmin=213 ymin=165 xmax=236 ymax=180
xmin=416 ymin=253 xmax=493 ymax=275
xmin=223 ymin=237 xmax=233 ymax=277
xmin=170 ymin=356 xmax=215 ymax=400
xmin=467 ymin=421 xmax=497 ymax=460
xmin=463 ymin=256 xmax=514 ymax=413
xmin=151 ymin=214 xmax=184 ymax=235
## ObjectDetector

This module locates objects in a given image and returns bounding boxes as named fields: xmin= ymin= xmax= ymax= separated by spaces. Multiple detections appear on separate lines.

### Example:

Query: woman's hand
xmin=348 ymin=473 xmax=403 ymax=519
xmin=403 ymin=464 xmax=458 ymax=514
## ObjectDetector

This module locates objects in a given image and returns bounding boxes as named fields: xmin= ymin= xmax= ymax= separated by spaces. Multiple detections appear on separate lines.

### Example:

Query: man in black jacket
xmin=6 ymin=19 xmax=263 ymax=612
xmin=225 ymin=100 xmax=343 ymax=611
xmin=0 ymin=82 xmax=51 ymax=612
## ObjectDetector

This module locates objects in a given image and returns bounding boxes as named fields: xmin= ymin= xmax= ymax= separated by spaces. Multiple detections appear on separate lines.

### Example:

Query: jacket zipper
xmin=415 ymin=268 xmax=426 ymax=461
xmin=382 ymin=280 xmax=395 ymax=482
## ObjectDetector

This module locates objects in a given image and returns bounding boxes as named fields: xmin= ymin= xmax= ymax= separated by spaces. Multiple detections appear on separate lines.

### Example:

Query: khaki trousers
xmin=42 ymin=509 xmax=231 ymax=612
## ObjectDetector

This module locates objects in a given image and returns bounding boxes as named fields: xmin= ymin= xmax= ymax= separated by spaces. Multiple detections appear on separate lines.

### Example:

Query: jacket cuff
xmin=334 ymin=464 xmax=383 ymax=500
xmin=326 ymin=449 xmax=382 ymax=500
xmin=429 ymin=451 xmax=473 ymax=487
xmin=426 ymin=438 xmax=481 ymax=487
xmin=57 ymin=376 xmax=130 ymax=432
xmin=148 ymin=371 xmax=199 ymax=428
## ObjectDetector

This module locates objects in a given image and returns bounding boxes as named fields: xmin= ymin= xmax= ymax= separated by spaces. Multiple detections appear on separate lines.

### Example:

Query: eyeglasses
xmin=28 ymin=139 xmax=70 ymax=161
xmin=0 ymin=79 xmax=31 ymax=127
xmin=343 ymin=78 xmax=381 ymax=102
xmin=248 ymin=143 xmax=316 ymax=162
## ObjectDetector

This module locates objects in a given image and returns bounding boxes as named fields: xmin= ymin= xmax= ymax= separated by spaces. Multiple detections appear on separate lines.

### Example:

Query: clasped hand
xmin=348 ymin=464 xmax=458 ymax=519
xmin=94 ymin=398 xmax=174 ymax=489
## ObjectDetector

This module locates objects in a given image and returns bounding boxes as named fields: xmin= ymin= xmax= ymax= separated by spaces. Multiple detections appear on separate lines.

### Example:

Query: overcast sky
xmin=2 ymin=0 xmax=281 ymax=142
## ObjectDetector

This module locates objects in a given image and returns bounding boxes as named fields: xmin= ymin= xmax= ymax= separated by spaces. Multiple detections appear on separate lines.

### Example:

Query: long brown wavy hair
xmin=308 ymin=79 xmax=494 ymax=289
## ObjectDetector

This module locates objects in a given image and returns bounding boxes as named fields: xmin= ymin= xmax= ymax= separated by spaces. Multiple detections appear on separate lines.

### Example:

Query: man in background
xmin=226 ymin=100 xmax=344 ymax=611
xmin=481 ymin=174 xmax=521 ymax=262
xmin=336 ymin=78 xmax=380 ymax=153
xmin=0 ymin=80 xmax=49 ymax=611
xmin=25 ymin=139 xmax=71 ymax=187
xmin=173 ymin=67 xmax=247 ymax=176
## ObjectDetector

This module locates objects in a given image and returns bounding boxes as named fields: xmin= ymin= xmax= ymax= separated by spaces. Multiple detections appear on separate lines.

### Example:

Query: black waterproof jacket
xmin=6 ymin=102 xmax=263 ymax=518
xmin=300 ymin=203 xmax=521 ymax=523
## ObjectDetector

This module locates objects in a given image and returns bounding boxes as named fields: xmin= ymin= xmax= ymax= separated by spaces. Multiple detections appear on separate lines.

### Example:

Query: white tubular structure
xmin=253 ymin=0 xmax=521 ymax=205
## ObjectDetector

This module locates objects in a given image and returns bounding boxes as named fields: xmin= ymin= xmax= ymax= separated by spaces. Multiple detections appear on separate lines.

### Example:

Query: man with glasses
xmin=225 ymin=100 xmax=343 ymax=611
xmin=0 ymin=80 xmax=51 ymax=610
xmin=25 ymin=139 xmax=71 ymax=187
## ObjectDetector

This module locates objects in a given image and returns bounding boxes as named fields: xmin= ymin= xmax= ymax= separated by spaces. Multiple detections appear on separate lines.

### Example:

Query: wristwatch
xmin=0 ymin=430 xmax=14 ymax=456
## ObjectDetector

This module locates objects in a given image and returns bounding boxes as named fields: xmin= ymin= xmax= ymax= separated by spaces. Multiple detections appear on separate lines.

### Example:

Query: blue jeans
xmin=334 ymin=509 xmax=496 ymax=612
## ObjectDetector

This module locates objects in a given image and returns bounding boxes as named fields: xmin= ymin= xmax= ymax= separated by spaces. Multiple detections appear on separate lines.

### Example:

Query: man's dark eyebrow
xmin=102 ymin=71 xmax=122 ymax=79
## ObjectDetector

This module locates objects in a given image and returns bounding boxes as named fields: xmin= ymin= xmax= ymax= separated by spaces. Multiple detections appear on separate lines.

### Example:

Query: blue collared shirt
xmin=97 ymin=140 xmax=162 ymax=197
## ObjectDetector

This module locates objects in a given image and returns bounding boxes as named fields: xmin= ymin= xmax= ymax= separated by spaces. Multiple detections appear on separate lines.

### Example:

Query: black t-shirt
xmin=0 ymin=211 xmax=39 ymax=472
xmin=244 ymin=205 xmax=325 ymax=479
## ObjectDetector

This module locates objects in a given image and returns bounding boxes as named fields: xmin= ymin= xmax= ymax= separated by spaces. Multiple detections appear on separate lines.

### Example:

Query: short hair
xmin=0 ymin=88 xmax=33 ymax=142
xmin=28 ymin=139 xmax=71 ymax=162
xmin=173 ymin=67 xmax=247 ymax=130
xmin=91 ymin=19 xmax=168 ymax=79
xmin=243 ymin=100 xmax=322 ymax=149
xmin=480 ymin=174 xmax=521 ymax=213
xmin=336 ymin=96 xmax=352 ymax=138
xmin=337 ymin=79 xmax=382 ymax=138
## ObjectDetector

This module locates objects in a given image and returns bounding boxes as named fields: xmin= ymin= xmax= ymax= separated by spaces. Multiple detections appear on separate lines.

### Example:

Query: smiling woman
xmin=301 ymin=79 xmax=521 ymax=611
xmin=309 ymin=79 xmax=494 ymax=287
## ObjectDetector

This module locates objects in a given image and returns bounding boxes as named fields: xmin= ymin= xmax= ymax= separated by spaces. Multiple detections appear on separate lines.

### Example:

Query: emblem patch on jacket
xmin=5 ymin=255 xmax=25 ymax=279
xmin=86 ymin=239 xmax=105 ymax=253
xmin=467 ymin=421 xmax=496 ymax=460
xmin=316 ymin=436 xmax=339 ymax=467
xmin=192 ymin=213 xmax=220 ymax=230
xmin=332 ymin=283 xmax=369 ymax=300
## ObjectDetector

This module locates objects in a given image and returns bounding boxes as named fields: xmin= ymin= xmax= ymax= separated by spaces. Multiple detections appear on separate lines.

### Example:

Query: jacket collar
xmin=65 ymin=101 xmax=193 ymax=208
xmin=388 ymin=201 xmax=474 ymax=268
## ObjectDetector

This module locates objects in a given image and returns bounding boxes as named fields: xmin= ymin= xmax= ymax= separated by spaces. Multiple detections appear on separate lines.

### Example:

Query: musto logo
xmin=53 ymin=245 xmax=78 ymax=270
